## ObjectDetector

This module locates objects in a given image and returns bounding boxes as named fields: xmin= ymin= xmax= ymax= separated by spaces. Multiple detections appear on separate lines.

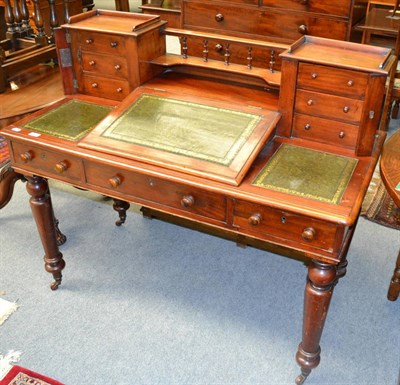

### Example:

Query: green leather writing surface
xmin=23 ymin=100 xmax=113 ymax=141
xmin=252 ymin=144 xmax=358 ymax=204
xmin=100 ymin=94 xmax=262 ymax=166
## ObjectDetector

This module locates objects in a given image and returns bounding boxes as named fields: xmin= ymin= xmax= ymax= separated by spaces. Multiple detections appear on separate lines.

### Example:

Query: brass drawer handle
xmin=347 ymin=80 xmax=354 ymax=87
xmin=114 ymin=64 xmax=121 ymax=70
xmin=304 ymin=123 xmax=311 ymax=130
xmin=54 ymin=161 xmax=69 ymax=174
xmin=302 ymin=227 xmax=316 ymax=242
xmin=307 ymin=99 xmax=314 ymax=106
xmin=298 ymin=24 xmax=308 ymax=35
xmin=89 ymin=60 xmax=96 ymax=66
xmin=20 ymin=151 xmax=33 ymax=163
xmin=109 ymin=175 xmax=121 ymax=188
xmin=215 ymin=13 xmax=224 ymax=22
xmin=248 ymin=213 xmax=262 ymax=226
xmin=181 ymin=195 xmax=195 ymax=208
xmin=91 ymin=82 xmax=98 ymax=88
xmin=110 ymin=41 xmax=118 ymax=48
xmin=343 ymin=106 xmax=350 ymax=113
xmin=85 ymin=38 xmax=93 ymax=44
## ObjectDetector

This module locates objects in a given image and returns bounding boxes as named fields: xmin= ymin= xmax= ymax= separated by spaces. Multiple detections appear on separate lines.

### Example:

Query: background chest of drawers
xmin=182 ymin=0 xmax=366 ymax=44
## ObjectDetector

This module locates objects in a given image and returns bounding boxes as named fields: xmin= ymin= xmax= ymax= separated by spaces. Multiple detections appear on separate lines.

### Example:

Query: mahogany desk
xmin=0 ymin=10 xmax=393 ymax=385
xmin=380 ymin=129 xmax=400 ymax=301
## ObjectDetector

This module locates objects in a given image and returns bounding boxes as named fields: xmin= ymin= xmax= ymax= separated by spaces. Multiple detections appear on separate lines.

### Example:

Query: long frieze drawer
xmin=81 ymin=75 xmax=130 ymax=101
xmin=233 ymin=200 xmax=338 ymax=252
xmin=81 ymin=52 xmax=128 ymax=79
xmin=295 ymin=89 xmax=363 ymax=124
xmin=11 ymin=142 xmax=84 ymax=182
xmin=85 ymin=162 xmax=227 ymax=222
xmin=261 ymin=0 xmax=351 ymax=17
xmin=78 ymin=31 xmax=126 ymax=55
xmin=297 ymin=63 xmax=369 ymax=99
xmin=292 ymin=114 xmax=358 ymax=150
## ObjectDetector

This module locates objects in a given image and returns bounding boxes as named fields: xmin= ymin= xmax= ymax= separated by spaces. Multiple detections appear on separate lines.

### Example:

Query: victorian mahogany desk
xmin=0 ymin=10 xmax=393 ymax=384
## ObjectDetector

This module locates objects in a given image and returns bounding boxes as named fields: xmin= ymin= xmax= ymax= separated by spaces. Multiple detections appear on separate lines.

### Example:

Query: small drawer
xmin=11 ymin=142 xmax=84 ymax=182
xmin=85 ymin=162 xmax=227 ymax=222
xmin=295 ymin=89 xmax=363 ymax=124
xmin=233 ymin=200 xmax=338 ymax=252
xmin=298 ymin=63 xmax=369 ymax=99
xmin=81 ymin=52 xmax=128 ymax=79
xmin=81 ymin=75 xmax=130 ymax=101
xmin=292 ymin=114 xmax=359 ymax=150
xmin=79 ymin=31 xmax=126 ymax=55
xmin=261 ymin=0 xmax=351 ymax=17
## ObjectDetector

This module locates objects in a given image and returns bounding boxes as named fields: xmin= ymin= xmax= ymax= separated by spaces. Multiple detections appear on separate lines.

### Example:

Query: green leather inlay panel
xmin=252 ymin=144 xmax=358 ymax=204
xmin=100 ymin=94 xmax=262 ymax=166
xmin=23 ymin=100 xmax=113 ymax=141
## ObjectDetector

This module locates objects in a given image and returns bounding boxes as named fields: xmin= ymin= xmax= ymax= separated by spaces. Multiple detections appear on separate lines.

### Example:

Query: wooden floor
xmin=0 ymin=63 xmax=64 ymax=129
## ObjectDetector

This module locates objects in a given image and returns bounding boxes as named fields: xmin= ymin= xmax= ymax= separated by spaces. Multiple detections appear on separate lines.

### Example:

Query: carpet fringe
xmin=0 ymin=298 xmax=18 ymax=327
xmin=0 ymin=351 xmax=22 ymax=381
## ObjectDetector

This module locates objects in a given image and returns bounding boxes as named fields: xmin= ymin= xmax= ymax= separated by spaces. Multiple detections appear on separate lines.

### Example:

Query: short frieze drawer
xmin=11 ymin=142 xmax=84 ymax=182
xmin=233 ymin=200 xmax=339 ymax=252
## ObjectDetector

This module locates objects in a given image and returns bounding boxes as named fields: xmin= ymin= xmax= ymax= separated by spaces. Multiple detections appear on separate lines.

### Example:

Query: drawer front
xmin=85 ymin=162 xmax=227 ymax=222
xmin=79 ymin=31 xmax=126 ymax=55
xmin=11 ymin=142 xmax=84 ymax=182
xmin=298 ymin=63 xmax=368 ymax=99
xmin=81 ymin=75 xmax=130 ymax=101
xmin=184 ymin=2 xmax=260 ymax=35
xmin=185 ymin=36 xmax=283 ymax=71
xmin=81 ymin=52 xmax=128 ymax=79
xmin=261 ymin=0 xmax=351 ymax=17
xmin=233 ymin=200 xmax=338 ymax=251
xmin=295 ymin=89 xmax=363 ymax=124
xmin=211 ymin=0 xmax=258 ymax=4
xmin=292 ymin=114 xmax=359 ymax=149
xmin=184 ymin=2 xmax=348 ymax=40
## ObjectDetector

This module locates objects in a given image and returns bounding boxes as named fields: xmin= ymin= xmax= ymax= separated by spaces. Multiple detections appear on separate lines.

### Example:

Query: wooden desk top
xmin=380 ymin=130 xmax=400 ymax=207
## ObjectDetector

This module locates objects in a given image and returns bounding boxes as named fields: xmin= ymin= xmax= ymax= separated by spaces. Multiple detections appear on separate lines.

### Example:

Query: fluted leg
xmin=26 ymin=175 xmax=65 ymax=290
xmin=295 ymin=260 xmax=337 ymax=384
xmin=388 ymin=250 xmax=400 ymax=301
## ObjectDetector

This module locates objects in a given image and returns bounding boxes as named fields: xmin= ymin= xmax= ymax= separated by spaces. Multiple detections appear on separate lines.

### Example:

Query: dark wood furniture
xmin=380 ymin=129 xmax=400 ymax=301
xmin=115 ymin=0 xmax=129 ymax=12
xmin=0 ymin=10 xmax=393 ymax=384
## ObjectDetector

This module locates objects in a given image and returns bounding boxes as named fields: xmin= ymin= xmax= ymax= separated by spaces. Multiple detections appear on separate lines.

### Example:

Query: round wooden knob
xmin=110 ymin=41 xmax=118 ymax=48
xmin=114 ymin=64 xmax=121 ymax=70
xmin=299 ymin=0 xmax=308 ymax=4
xmin=347 ymin=80 xmax=354 ymax=87
xmin=91 ymin=82 xmax=98 ymax=88
xmin=343 ymin=106 xmax=350 ymax=113
xmin=248 ymin=213 xmax=262 ymax=226
xmin=339 ymin=131 xmax=346 ymax=139
xmin=109 ymin=176 xmax=121 ymax=188
xmin=181 ymin=195 xmax=195 ymax=208
xmin=298 ymin=24 xmax=308 ymax=35
xmin=215 ymin=13 xmax=224 ymax=22
xmin=89 ymin=60 xmax=96 ymax=66
xmin=302 ymin=227 xmax=316 ymax=242
xmin=85 ymin=38 xmax=93 ymax=44
xmin=311 ymin=73 xmax=318 ymax=79
xmin=215 ymin=43 xmax=223 ymax=52
xmin=54 ymin=161 xmax=69 ymax=173
xmin=307 ymin=99 xmax=314 ymax=106
xmin=20 ymin=151 xmax=33 ymax=163
xmin=304 ymin=123 xmax=311 ymax=130
xmin=116 ymin=87 xmax=123 ymax=93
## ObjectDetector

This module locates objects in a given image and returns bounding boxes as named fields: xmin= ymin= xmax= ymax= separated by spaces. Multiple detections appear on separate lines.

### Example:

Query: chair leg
xmin=0 ymin=165 xmax=23 ymax=209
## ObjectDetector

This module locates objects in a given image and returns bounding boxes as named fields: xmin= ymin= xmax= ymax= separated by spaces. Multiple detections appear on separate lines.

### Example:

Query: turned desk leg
xmin=113 ymin=198 xmax=130 ymax=226
xmin=295 ymin=260 xmax=336 ymax=384
xmin=388 ymin=250 xmax=400 ymax=301
xmin=26 ymin=176 xmax=65 ymax=290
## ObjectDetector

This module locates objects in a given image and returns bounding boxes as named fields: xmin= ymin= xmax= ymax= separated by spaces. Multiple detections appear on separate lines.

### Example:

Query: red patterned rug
xmin=0 ymin=365 xmax=64 ymax=385
xmin=361 ymin=166 xmax=400 ymax=230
